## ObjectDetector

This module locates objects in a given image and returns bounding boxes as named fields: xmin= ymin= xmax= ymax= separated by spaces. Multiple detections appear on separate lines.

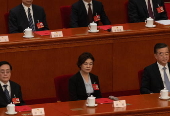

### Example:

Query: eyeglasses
xmin=0 ymin=70 xmax=11 ymax=74
xmin=157 ymin=52 xmax=169 ymax=57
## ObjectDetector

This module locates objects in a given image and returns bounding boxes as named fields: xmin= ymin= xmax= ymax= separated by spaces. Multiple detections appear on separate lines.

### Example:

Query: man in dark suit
xmin=70 ymin=0 xmax=111 ymax=28
xmin=0 ymin=61 xmax=25 ymax=108
xmin=141 ymin=43 xmax=170 ymax=94
xmin=128 ymin=0 xmax=168 ymax=23
xmin=9 ymin=0 xmax=49 ymax=33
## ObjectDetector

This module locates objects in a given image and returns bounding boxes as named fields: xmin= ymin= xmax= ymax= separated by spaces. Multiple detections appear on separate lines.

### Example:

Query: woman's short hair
xmin=77 ymin=52 xmax=95 ymax=68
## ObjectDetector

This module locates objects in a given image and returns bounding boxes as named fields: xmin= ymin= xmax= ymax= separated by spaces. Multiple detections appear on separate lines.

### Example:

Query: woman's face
xmin=80 ymin=58 xmax=93 ymax=74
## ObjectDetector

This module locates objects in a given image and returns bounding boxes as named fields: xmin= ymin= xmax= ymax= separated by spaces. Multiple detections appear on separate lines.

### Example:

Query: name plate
xmin=111 ymin=26 xmax=124 ymax=32
xmin=113 ymin=100 xmax=126 ymax=107
xmin=0 ymin=36 xmax=9 ymax=42
xmin=31 ymin=108 xmax=45 ymax=115
xmin=51 ymin=31 xmax=63 ymax=38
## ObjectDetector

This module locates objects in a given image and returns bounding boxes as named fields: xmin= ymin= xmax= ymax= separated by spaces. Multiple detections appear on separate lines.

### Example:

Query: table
xmin=1 ymin=93 xmax=170 ymax=116
xmin=0 ymin=23 xmax=170 ymax=101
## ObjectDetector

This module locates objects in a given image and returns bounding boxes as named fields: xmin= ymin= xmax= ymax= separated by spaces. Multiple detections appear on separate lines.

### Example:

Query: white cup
xmin=160 ymin=89 xmax=169 ymax=99
xmin=145 ymin=17 xmax=154 ymax=27
xmin=6 ymin=103 xmax=15 ymax=114
xmin=89 ymin=22 xmax=97 ymax=32
xmin=87 ymin=95 xmax=96 ymax=106
xmin=24 ymin=27 xmax=33 ymax=37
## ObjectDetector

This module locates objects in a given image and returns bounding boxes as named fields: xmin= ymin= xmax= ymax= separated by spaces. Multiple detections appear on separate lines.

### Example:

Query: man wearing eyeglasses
xmin=0 ymin=61 xmax=25 ymax=108
xmin=141 ymin=43 xmax=170 ymax=94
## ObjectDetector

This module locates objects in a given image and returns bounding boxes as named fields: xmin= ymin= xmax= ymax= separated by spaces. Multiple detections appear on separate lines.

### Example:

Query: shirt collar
xmin=82 ymin=0 xmax=92 ymax=6
xmin=22 ymin=3 xmax=33 ymax=11
xmin=157 ymin=62 xmax=168 ymax=70
xmin=0 ymin=81 xmax=10 ymax=87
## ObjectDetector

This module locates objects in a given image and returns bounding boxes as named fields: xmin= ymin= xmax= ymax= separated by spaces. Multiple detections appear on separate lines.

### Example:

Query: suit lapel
xmin=19 ymin=4 xmax=29 ymax=26
xmin=10 ymin=81 xmax=15 ymax=99
xmin=80 ymin=0 xmax=88 ymax=16
xmin=152 ymin=0 xmax=158 ymax=18
xmin=92 ymin=0 xmax=96 ymax=16
xmin=153 ymin=63 xmax=164 ymax=88
xmin=77 ymin=72 xmax=87 ymax=94
xmin=141 ymin=0 xmax=149 ymax=17
xmin=0 ymin=84 xmax=9 ymax=103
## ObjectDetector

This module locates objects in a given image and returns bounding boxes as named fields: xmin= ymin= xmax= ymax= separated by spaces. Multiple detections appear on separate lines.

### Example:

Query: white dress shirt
xmin=157 ymin=62 xmax=170 ymax=88
xmin=82 ymin=0 xmax=93 ymax=14
xmin=0 ymin=81 xmax=11 ymax=96
xmin=22 ymin=3 xmax=35 ymax=25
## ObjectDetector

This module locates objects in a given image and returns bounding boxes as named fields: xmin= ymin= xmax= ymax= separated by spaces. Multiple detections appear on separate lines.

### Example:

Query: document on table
xmin=155 ymin=20 xmax=170 ymax=25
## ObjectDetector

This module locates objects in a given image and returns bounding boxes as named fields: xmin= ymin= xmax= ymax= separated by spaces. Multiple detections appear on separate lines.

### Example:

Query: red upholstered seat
xmin=165 ymin=3 xmax=170 ymax=19
xmin=138 ymin=70 xmax=144 ymax=87
xmin=4 ymin=12 xmax=9 ymax=34
xmin=60 ymin=6 xmax=71 ymax=28
xmin=54 ymin=74 xmax=73 ymax=102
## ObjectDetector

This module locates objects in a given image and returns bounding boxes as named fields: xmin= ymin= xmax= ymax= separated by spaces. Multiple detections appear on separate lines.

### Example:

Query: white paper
xmin=155 ymin=20 xmax=170 ymax=25
xmin=31 ymin=108 xmax=45 ymax=115
xmin=113 ymin=100 xmax=126 ymax=107
xmin=111 ymin=26 xmax=124 ymax=32
xmin=51 ymin=31 xmax=63 ymax=38
xmin=0 ymin=36 xmax=9 ymax=42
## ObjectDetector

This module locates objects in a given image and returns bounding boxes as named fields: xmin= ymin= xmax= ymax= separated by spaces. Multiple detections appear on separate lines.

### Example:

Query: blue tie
xmin=3 ymin=85 xmax=11 ymax=103
xmin=163 ymin=67 xmax=170 ymax=91
xmin=28 ymin=8 xmax=35 ymax=31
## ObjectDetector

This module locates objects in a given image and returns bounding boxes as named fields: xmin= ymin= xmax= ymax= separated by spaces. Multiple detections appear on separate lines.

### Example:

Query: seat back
xmin=165 ymin=2 xmax=170 ymax=19
xmin=60 ymin=6 xmax=71 ymax=28
xmin=138 ymin=70 xmax=144 ymax=87
xmin=4 ymin=12 xmax=9 ymax=34
xmin=54 ymin=74 xmax=73 ymax=102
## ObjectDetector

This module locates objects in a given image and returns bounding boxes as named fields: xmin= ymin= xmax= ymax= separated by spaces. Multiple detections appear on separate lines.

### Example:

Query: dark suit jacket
xmin=0 ymin=81 xmax=25 ymax=108
xmin=9 ymin=4 xmax=49 ymax=33
xmin=70 ymin=0 xmax=111 ymax=28
xmin=140 ymin=62 xmax=170 ymax=94
xmin=128 ymin=0 xmax=168 ymax=23
xmin=69 ymin=72 xmax=102 ymax=101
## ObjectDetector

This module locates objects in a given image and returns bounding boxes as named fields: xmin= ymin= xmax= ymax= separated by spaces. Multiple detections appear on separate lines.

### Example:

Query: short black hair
xmin=154 ymin=43 xmax=169 ymax=54
xmin=0 ymin=61 xmax=12 ymax=70
xmin=77 ymin=52 xmax=95 ymax=68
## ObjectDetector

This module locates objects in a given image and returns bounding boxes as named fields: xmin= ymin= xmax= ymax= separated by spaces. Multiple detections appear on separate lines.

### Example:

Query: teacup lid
xmin=90 ymin=21 xmax=97 ymax=25
xmin=147 ymin=17 xmax=153 ymax=20
xmin=88 ymin=95 xmax=96 ymax=99
xmin=7 ymin=102 xmax=15 ymax=106
xmin=25 ymin=27 xmax=32 ymax=30
xmin=161 ymin=88 xmax=168 ymax=91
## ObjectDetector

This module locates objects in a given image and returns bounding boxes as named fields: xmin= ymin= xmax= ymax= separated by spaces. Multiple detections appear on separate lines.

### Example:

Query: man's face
xmin=0 ymin=64 xmax=11 ymax=84
xmin=154 ymin=47 xmax=169 ymax=66
xmin=22 ymin=0 xmax=33 ymax=7
xmin=84 ymin=0 xmax=92 ymax=3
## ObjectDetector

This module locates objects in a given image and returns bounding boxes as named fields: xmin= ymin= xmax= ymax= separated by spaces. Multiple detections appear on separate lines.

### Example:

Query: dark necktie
xmin=88 ymin=3 xmax=93 ymax=23
xmin=28 ymin=8 xmax=35 ymax=31
xmin=163 ymin=67 xmax=170 ymax=91
xmin=3 ymin=85 xmax=11 ymax=103
xmin=148 ymin=0 xmax=154 ymax=19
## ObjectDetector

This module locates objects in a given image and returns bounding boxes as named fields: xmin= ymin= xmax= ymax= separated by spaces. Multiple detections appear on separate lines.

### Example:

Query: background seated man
xmin=9 ymin=0 xmax=49 ymax=33
xmin=128 ymin=0 xmax=168 ymax=23
xmin=70 ymin=0 xmax=111 ymax=28
xmin=141 ymin=43 xmax=170 ymax=94
xmin=0 ymin=61 xmax=25 ymax=108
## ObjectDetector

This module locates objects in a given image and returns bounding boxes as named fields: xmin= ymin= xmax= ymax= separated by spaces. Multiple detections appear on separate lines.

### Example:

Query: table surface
xmin=1 ymin=93 xmax=170 ymax=116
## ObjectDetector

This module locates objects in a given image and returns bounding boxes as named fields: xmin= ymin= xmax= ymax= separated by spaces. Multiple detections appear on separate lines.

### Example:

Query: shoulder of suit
xmin=10 ymin=4 xmax=23 ymax=12
xmin=32 ymin=4 xmax=44 ymax=10
xmin=89 ymin=73 xmax=98 ymax=78
xmin=144 ymin=62 xmax=158 ymax=70
xmin=9 ymin=80 xmax=20 ymax=87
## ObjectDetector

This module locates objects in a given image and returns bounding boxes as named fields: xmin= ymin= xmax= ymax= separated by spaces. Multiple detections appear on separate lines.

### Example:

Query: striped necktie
xmin=163 ymin=67 xmax=170 ymax=91
xmin=28 ymin=8 xmax=35 ymax=31
xmin=3 ymin=85 xmax=11 ymax=103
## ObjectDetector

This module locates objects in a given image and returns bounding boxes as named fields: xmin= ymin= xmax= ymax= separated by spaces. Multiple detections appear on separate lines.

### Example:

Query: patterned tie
xmin=28 ymin=8 xmax=35 ymax=31
xmin=163 ymin=67 xmax=170 ymax=91
xmin=148 ymin=0 xmax=154 ymax=19
xmin=3 ymin=85 xmax=11 ymax=103
xmin=88 ymin=3 xmax=93 ymax=23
